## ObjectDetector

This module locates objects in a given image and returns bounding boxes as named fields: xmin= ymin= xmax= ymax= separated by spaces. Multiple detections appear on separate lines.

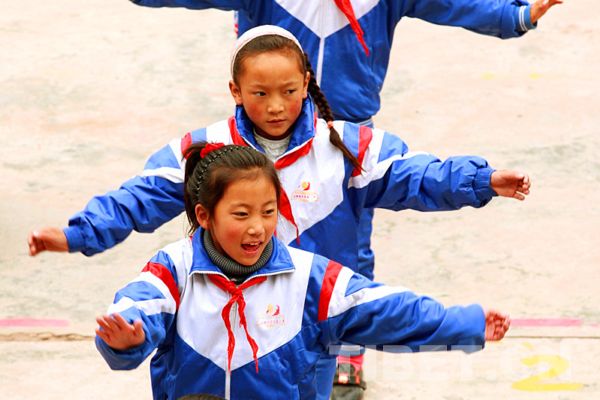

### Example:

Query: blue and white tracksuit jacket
xmin=65 ymin=97 xmax=497 ymax=275
xmin=96 ymin=229 xmax=486 ymax=399
xmin=129 ymin=0 xmax=535 ymax=122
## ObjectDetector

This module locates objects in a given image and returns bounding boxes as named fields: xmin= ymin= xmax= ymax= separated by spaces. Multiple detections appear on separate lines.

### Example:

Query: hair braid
xmin=304 ymin=54 xmax=362 ymax=171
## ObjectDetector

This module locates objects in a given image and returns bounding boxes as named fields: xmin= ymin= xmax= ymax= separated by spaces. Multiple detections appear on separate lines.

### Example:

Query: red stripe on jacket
xmin=352 ymin=125 xmax=373 ymax=177
xmin=142 ymin=262 xmax=181 ymax=309
xmin=274 ymin=138 xmax=314 ymax=170
xmin=181 ymin=132 xmax=193 ymax=159
xmin=318 ymin=261 xmax=343 ymax=321
xmin=228 ymin=116 xmax=247 ymax=146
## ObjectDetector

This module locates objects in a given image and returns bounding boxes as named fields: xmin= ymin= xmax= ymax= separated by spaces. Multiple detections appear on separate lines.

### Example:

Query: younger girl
xmin=95 ymin=142 xmax=510 ymax=400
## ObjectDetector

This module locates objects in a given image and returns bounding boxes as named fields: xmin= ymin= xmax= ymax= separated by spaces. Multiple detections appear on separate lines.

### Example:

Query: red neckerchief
xmin=333 ymin=0 xmax=370 ymax=55
xmin=208 ymin=274 xmax=267 ymax=373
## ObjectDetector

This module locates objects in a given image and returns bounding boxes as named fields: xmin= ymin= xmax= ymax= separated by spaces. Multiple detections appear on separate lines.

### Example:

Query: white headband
xmin=230 ymin=25 xmax=304 ymax=78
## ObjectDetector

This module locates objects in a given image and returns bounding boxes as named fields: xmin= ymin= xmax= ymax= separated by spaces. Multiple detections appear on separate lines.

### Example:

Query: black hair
xmin=231 ymin=34 xmax=362 ymax=171
xmin=183 ymin=142 xmax=281 ymax=234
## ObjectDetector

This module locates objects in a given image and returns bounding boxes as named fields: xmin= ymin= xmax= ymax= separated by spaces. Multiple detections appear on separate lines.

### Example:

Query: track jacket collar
xmin=190 ymin=228 xmax=295 ymax=278
xmin=233 ymin=96 xmax=317 ymax=156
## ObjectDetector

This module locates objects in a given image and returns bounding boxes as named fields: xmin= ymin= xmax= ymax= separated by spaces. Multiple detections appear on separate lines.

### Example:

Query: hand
xmin=28 ymin=227 xmax=69 ymax=256
xmin=530 ymin=0 xmax=563 ymax=24
xmin=484 ymin=310 xmax=511 ymax=341
xmin=490 ymin=170 xmax=531 ymax=200
xmin=96 ymin=313 xmax=145 ymax=351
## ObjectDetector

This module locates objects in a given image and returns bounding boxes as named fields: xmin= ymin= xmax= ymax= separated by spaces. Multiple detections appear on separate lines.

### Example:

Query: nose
xmin=247 ymin=218 xmax=265 ymax=237
xmin=267 ymin=96 xmax=284 ymax=114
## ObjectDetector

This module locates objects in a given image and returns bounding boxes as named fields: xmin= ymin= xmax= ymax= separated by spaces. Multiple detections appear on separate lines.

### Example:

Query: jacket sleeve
xmin=63 ymin=138 xmax=186 ymax=256
xmin=348 ymin=126 xmax=497 ymax=212
xmin=129 ymin=0 xmax=245 ymax=10
xmin=95 ymin=252 xmax=182 ymax=370
xmin=318 ymin=262 xmax=486 ymax=352
xmin=399 ymin=0 xmax=535 ymax=39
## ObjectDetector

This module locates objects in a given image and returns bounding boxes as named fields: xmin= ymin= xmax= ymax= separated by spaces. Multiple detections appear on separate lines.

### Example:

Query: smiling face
xmin=195 ymin=170 xmax=278 ymax=266
xmin=230 ymin=49 xmax=309 ymax=140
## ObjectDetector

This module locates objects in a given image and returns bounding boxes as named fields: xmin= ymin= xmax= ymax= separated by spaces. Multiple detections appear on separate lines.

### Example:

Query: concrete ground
xmin=1 ymin=1 xmax=599 ymax=398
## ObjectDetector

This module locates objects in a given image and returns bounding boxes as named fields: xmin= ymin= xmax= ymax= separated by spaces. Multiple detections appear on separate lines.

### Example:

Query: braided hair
xmin=183 ymin=142 xmax=281 ymax=234
xmin=303 ymin=55 xmax=361 ymax=170
xmin=231 ymin=35 xmax=362 ymax=170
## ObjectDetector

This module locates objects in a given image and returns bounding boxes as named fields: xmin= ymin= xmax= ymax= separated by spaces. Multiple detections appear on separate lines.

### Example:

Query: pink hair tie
xmin=200 ymin=142 xmax=226 ymax=158
xmin=327 ymin=121 xmax=334 ymax=129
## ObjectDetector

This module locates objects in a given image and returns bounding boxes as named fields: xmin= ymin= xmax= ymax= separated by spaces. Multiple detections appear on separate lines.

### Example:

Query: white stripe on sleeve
xmin=108 ymin=297 xmax=175 ymax=316
xmin=140 ymin=138 xmax=184 ymax=183
xmin=328 ymin=267 xmax=409 ymax=318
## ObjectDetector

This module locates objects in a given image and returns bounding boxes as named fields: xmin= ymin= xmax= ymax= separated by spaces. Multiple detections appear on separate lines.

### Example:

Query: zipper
xmin=225 ymin=368 xmax=231 ymax=400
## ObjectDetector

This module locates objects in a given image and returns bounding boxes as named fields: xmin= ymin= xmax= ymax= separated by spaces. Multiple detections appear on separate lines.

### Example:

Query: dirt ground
xmin=1 ymin=1 xmax=599 ymax=399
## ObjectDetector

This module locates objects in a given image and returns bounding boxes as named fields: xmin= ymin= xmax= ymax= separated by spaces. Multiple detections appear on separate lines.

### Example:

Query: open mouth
xmin=241 ymin=242 xmax=262 ymax=253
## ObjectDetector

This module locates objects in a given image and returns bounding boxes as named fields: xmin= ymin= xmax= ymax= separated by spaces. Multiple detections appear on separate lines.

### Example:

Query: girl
xmin=28 ymin=25 xmax=530 ymax=264
xmin=95 ymin=142 xmax=510 ymax=400
xmin=31 ymin=26 xmax=529 ymax=398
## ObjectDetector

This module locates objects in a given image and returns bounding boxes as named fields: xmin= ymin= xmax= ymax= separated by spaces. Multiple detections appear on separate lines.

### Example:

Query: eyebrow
xmin=247 ymin=80 xmax=302 ymax=88
xmin=230 ymin=200 xmax=277 ymax=207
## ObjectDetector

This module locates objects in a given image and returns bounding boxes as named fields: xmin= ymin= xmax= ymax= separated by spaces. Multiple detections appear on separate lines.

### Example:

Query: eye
xmin=263 ymin=208 xmax=276 ymax=216
xmin=254 ymin=91 xmax=266 ymax=97
xmin=233 ymin=211 xmax=248 ymax=217
xmin=285 ymin=89 xmax=297 ymax=95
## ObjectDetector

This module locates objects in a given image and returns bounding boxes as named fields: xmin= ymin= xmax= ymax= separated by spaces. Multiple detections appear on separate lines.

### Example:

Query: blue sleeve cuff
xmin=452 ymin=304 xmax=486 ymax=352
xmin=473 ymin=167 xmax=498 ymax=202
xmin=95 ymin=336 xmax=147 ymax=370
xmin=519 ymin=5 xmax=537 ymax=32
xmin=63 ymin=226 xmax=85 ymax=253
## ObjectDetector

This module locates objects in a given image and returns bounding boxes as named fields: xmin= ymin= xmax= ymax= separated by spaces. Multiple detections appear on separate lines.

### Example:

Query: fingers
xmin=96 ymin=314 xmax=143 ymax=349
xmin=485 ymin=310 xmax=511 ymax=341
xmin=513 ymin=192 xmax=526 ymax=201
xmin=513 ymin=174 xmax=531 ymax=200
xmin=28 ymin=231 xmax=43 ymax=256
xmin=521 ymin=174 xmax=531 ymax=193
xmin=132 ymin=319 xmax=144 ymax=336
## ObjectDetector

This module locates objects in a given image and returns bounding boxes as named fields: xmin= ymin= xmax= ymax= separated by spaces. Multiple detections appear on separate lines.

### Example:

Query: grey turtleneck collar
xmin=203 ymin=230 xmax=273 ymax=282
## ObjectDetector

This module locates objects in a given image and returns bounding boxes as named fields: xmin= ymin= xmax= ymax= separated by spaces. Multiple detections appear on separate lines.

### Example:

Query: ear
xmin=229 ymin=80 xmax=243 ymax=106
xmin=302 ymin=71 xmax=310 ymax=99
xmin=195 ymin=204 xmax=210 ymax=230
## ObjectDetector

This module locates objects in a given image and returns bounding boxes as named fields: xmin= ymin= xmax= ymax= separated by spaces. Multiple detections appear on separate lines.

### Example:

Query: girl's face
xmin=195 ymin=172 xmax=278 ymax=266
xmin=229 ymin=50 xmax=309 ymax=140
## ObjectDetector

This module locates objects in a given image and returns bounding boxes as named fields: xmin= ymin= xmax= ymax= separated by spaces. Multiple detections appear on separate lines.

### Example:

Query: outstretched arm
xmin=353 ymin=128 xmax=495 ymax=211
xmin=402 ymin=0 xmax=563 ymax=39
xmin=349 ymin=127 xmax=531 ymax=212
xmin=95 ymin=254 xmax=182 ymax=370
xmin=28 ymin=138 xmax=186 ymax=257
xmin=316 ymin=262 xmax=507 ymax=352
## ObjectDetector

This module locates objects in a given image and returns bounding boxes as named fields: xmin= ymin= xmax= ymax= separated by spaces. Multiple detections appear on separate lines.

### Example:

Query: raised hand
xmin=27 ymin=227 xmax=69 ymax=256
xmin=530 ymin=0 xmax=563 ymax=24
xmin=96 ymin=313 xmax=145 ymax=351
xmin=484 ymin=310 xmax=511 ymax=341
xmin=490 ymin=170 xmax=531 ymax=200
